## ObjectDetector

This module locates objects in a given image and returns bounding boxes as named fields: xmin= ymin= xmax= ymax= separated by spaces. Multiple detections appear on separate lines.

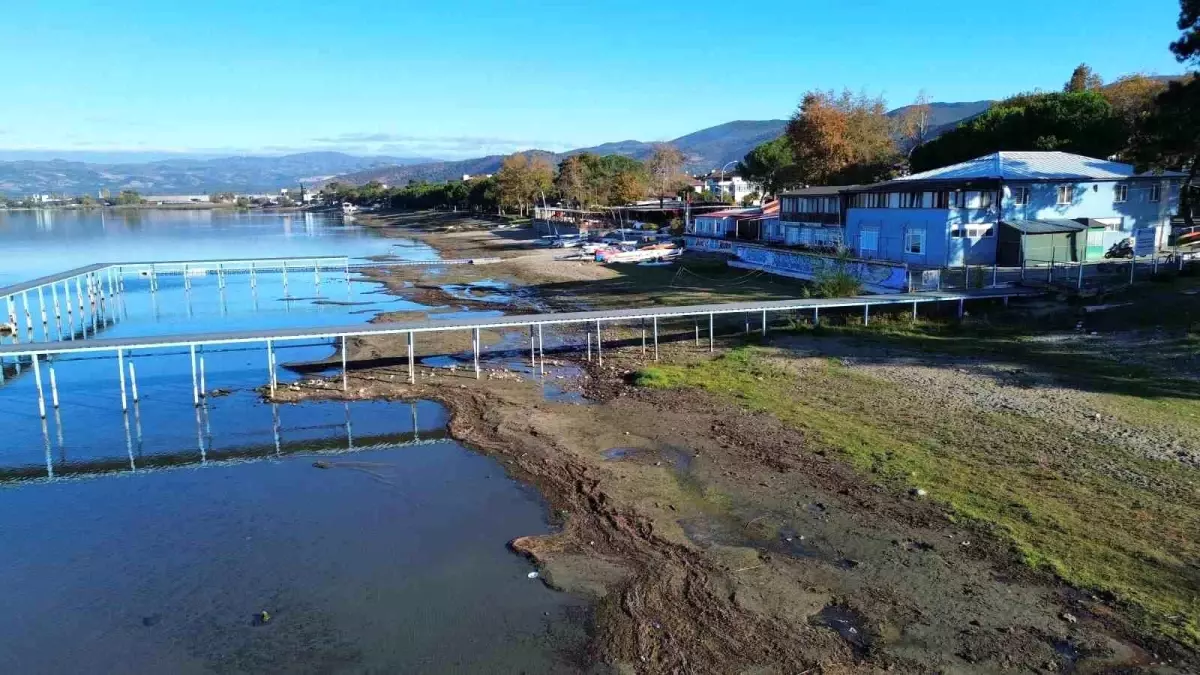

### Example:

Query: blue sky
xmin=0 ymin=0 xmax=1187 ymax=161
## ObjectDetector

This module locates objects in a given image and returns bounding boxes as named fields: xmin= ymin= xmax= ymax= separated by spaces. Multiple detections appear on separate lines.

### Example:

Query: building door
xmin=1085 ymin=228 xmax=1105 ymax=261
xmin=858 ymin=229 xmax=879 ymax=258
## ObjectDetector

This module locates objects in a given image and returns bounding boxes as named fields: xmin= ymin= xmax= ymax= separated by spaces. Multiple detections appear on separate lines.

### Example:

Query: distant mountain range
xmin=0 ymin=101 xmax=995 ymax=196
xmin=0 ymin=152 xmax=437 ymax=196
xmin=334 ymin=102 xmax=995 ymax=186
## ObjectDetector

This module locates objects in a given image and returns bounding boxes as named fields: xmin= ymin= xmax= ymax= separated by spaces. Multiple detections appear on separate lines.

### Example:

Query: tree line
xmin=322 ymin=144 xmax=692 ymax=215
xmin=735 ymin=0 xmax=1200 ymax=228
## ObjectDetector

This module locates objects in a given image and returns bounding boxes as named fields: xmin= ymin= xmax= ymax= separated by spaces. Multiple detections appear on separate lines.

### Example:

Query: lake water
xmin=0 ymin=209 xmax=590 ymax=673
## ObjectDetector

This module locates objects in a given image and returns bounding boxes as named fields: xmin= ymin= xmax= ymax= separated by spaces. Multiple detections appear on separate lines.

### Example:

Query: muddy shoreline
xmin=275 ymin=210 xmax=1194 ymax=673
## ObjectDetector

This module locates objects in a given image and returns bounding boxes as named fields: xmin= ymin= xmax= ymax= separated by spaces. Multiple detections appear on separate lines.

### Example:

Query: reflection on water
xmin=0 ymin=210 xmax=590 ymax=673
xmin=0 ymin=397 xmax=590 ymax=674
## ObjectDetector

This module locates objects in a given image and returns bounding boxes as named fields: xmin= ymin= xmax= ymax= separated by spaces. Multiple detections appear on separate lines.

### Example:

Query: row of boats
xmin=543 ymin=231 xmax=682 ymax=264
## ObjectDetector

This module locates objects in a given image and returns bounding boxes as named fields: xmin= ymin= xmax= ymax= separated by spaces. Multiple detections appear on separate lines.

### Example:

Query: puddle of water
xmin=440 ymin=279 xmax=518 ymax=304
xmin=810 ymin=605 xmax=872 ymax=653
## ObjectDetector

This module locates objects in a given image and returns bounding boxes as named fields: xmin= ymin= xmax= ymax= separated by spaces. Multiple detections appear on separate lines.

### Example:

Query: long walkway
xmin=0 ymin=287 xmax=1035 ymax=358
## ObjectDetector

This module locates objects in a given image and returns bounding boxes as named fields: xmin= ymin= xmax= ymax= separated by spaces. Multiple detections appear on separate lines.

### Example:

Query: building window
xmin=1114 ymin=184 xmax=1128 ymax=203
xmin=1150 ymin=184 xmax=1161 ymax=203
xmin=899 ymin=191 xmax=922 ymax=208
xmin=1056 ymin=185 xmax=1074 ymax=205
xmin=1012 ymin=187 xmax=1029 ymax=205
xmin=906 ymin=228 xmax=925 ymax=255
xmin=935 ymin=190 xmax=963 ymax=209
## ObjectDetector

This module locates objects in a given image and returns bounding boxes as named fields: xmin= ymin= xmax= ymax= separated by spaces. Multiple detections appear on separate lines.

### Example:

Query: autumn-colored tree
xmin=1102 ymin=75 xmax=1169 ymax=144
xmin=1065 ymin=63 xmax=1104 ymax=92
xmin=496 ymin=153 xmax=553 ymax=216
xmin=646 ymin=144 xmax=687 ymax=197
xmin=786 ymin=89 xmax=899 ymax=185
xmin=893 ymin=90 xmax=935 ymax=157
xmin=554 ymin=155 xmax=592 ymax=207
xmin=610 ymin=170 xmax=648 ymax=205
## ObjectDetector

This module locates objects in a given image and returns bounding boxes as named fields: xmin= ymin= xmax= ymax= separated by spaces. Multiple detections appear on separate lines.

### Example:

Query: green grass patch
xmin=634 ymin=345 xmax=1200 ymax=648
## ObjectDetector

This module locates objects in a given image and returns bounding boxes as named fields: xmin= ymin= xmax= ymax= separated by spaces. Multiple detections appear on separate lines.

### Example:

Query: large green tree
xmin=909 ymin=91 xmax=1127 ymax=172
xmin=736 ymin=136 xmax=796 ymax=197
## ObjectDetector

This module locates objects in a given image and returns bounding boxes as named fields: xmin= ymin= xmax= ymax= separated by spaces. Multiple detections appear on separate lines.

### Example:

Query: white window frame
xmin=1056 ymin=185 xmax=1073 ymax=205
xmin=905 ymin=228 xmax=926 ymax=255
xmin=1114 ymin=184 xmax=1128 ymax=204
xmin=1012 ymin=187 xmax=1029 ymax=206
xmin=1150 ymin=184 xmax=1161 ymax=203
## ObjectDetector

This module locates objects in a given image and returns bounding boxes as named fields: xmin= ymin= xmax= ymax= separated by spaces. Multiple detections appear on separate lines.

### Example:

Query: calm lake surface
xmin=0 ymin=209 xmax=590 ymax=673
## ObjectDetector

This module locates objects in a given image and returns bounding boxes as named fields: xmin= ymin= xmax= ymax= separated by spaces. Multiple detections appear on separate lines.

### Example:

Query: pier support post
xmin=407 ymin=331 xmax=415 ymax=384
xmin=586 ymin=331 xmax=592 ymax=362
xmin=1077 ymin=261 xmax=1085 ymax=289
xmin=250 ymin=262 xmax=257 ymax=291
xmin=864 ymin=304 xmax=870 ymax=326
xmin=51 ymin=283 xmax=62 ymax=340
xmin=37 ymin=286 xmax=48 ymax=341
xmin=641 ymin=318 xmax=646 ymax=356
xmin=282 ymin=261 xmax=290 ymax=297
xmin=63 ymin=282 xmax=74 ymax=339
xmin=191 ymin=345 xmax=200 ymax=406
xmin=23 ymin=291 xmax=34 ymax=342
xmin=745 ymin=315 xmax=750 ymax=334
xmin=49 ymin=362 xmax=59 ymax=409
xmin=762 ymin=309 xmax=767 ymax=336
xmin=596 ymin=320 xmax=603 ymax=366
xmin=32 ymin=353 xmax=47 ymax=419
xmin=199 ymin=355 xmax=207 ymax=399
xmin=129 ymin=361 xmax=139 ymax=404
xmin=342 ymin=336 xmax=348 ymax=391
xmin=473 ymin=327 xmax=481 ymax=378
xmin=537 ymin=324 xmax=545 ymax=375
xmin=265 ymin=341 xmax=276 ymax=398
xmin=912 ymin=301 xmax=918 ymax=321
xmin=694 ymin=320 xmax=699 ymax=346
xmin=814 ymin=307 xmax=820 ymax=326
xmin=117 ymin=348 xmax=128 ymax=412
xmin=653 ymin=317 xmax=659 ymax=361
xmin=529 ymin=326 xmax=536 ymax=368
xmin=958 ymin=298 xmax=965 ymax=319
xmin=709 ymin=313 xmax=714 ymax=352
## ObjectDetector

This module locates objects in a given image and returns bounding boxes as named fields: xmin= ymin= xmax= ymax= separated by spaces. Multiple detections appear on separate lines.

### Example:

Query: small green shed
xmin=998 ymin=219 xmax=1106 ymax=266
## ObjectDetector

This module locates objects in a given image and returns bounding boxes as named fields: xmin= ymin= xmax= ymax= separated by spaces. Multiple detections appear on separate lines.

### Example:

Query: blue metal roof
xmin=895 ymin=151 xmax=1184 ymax=182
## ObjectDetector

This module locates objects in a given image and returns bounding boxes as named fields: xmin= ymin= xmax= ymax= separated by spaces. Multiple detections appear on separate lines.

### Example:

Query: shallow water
xmin=0 ymin=209 xmax=590 ymax=673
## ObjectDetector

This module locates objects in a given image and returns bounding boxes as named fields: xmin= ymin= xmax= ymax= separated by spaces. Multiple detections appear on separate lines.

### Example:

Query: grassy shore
xmin=635 ymin=308 xmax=1200 ymax=648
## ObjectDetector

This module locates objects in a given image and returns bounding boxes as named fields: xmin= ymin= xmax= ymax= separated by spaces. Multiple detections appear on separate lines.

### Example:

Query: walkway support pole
xmin=32 ymin=353 xmax=47 ymax=419
xmin=49 ymin=363 xmax=59 ymax=409
xmin=342 ymin=336 xmax=348 ymax=391
xmin=762 ymin=309 xmax=767 ymax=336
xmin=709 ymin=313 xmax=714 ymax=352
xmin=129 ymin=361 xmax=140 ymax=404
xmin=199 ymin=355 xmax=207 ymax=399
xmin=473 ymin=327 xmax=481 ymax=378
xmin=641 ymin=318 xmax=646 ymax=355
xmin=191 ymin=345 xmax=200 ymax=406
xmin=864 ymin=304 xmax=870 ymax=326
xmin=407 ymin=331 xmax=415 ymax=384
xmin=653 ymin=316 xmax=659 ymax=361
xmin=117 ymin=348 xmax=128 ymax=412
xmin=596 ymin=320 xmax=603 ymax=366
xmin=912 ymin=301 xmax=918 ymax=321
xmin=537 ymin=324 xmax=545 ymax=375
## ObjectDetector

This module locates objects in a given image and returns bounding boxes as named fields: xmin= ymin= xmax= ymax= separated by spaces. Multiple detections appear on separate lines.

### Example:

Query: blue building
xmin=842 ymin=152 xmax=1182 ymax=267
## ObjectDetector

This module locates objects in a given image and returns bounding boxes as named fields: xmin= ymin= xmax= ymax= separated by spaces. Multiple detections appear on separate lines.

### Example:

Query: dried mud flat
xmin=274 ymin=212 xmax=1196 ymax=673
